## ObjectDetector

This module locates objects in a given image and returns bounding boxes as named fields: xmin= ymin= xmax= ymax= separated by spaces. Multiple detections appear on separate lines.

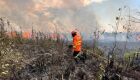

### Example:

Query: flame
xmin=22 ymin=32 xmax=31 ymax=39
xmin=6 ymin=32 xmax=17 ymax=38
xmin=6 ymin=31 xmax=31 ymax=39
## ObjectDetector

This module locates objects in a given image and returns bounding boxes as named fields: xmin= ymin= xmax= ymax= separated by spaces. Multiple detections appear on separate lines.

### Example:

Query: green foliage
xmin=124 ymin=51 xmax=139 ymax=61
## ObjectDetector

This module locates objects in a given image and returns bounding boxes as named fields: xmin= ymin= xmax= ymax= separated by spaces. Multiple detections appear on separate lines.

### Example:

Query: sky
xmin=0 ymin=0 xmax=140 ymax=34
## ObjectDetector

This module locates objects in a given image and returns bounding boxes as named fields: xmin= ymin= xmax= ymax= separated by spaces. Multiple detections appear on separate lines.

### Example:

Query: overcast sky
xmin=0 ymin=0 xmax=140 ymax=34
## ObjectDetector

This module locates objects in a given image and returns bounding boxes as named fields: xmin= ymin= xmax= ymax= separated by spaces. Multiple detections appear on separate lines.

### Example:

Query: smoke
xmin=83 ymin=0 xmax=107 ymax=5
xmin=0 ymin=0 xmax=101 ymax=34
xmin=0 ymin=0 xmax=139 ymax=36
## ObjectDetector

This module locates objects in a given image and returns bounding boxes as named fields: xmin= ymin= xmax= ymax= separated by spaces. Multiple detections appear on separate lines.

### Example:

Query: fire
xmin=6 ymin=32 xmax=17 ymax=38
xmin=6 ymin=31 xmax=31 ymax=39
xmin=22 ymin=32 xmax=31 ymax=39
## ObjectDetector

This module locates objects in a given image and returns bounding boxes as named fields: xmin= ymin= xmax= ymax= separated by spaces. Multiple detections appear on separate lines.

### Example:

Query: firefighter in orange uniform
xmin=71 ymin=30 xmax=83 ymax=63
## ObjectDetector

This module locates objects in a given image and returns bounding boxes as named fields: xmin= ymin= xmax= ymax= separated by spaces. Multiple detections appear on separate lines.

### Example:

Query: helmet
xmin=71 ymin=30 xmax=76 ymax=35
xmin=71 ymin=30 xmax=77 ymax=37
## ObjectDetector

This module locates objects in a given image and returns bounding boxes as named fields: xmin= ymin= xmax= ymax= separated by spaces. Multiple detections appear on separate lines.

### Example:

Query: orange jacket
xmin=73 ymin=34 xmax=82 ymax=51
